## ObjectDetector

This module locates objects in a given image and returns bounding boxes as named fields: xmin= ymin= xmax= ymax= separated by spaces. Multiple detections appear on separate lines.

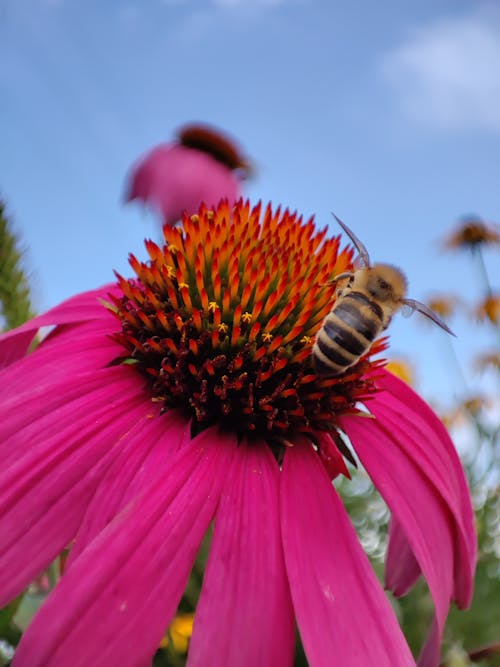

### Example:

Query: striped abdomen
xmin=312 ymin=291 xmax=385 ymax=376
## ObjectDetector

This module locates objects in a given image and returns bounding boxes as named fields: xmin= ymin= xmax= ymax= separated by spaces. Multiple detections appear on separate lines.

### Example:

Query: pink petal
xmin=417 ymin=618 xmax=441 ymax=667
xmin=367 ymin=370 xmax=476 ymax=608
xmin=376 ymin=369 xmax=476 ymax=572
xmin=12 ymin=428 xmax=236 ymax=667
xmin=126 ymin=144 xmax=241 ymax=226
xmin=281 ymin=441 xmax=415 ymax=667
xmin=0 ymin=330 xmax=35 ymax=369
xmin=1 ymin=321 xmax=120 ymax=405
xmin=187 ymin=441 xmax=295 ymax=667
xmin=385 ymin=518 xmax=421 ymax=597
xmin=339 ymin=415 xmax=455 ymax=667
xmin=1 ymin=363 xmax=143 ymax=470
xmin=370 ymin=401 xmax=472 ymax=605
xmin=315 ymin=430 xmax=351 ymax=479
xmin=0 ymin=371 xmax=154 ymax=607
xmin=0 ymin=321 xmax=132 ymax=469
xmin=67 ymin=409 xmax=190 ymax=566
xmin=0 ymin=284 xmax=118 ymax=367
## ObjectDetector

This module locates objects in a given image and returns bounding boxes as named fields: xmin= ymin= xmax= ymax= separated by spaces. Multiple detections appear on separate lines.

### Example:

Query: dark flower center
xmin=178 ymin=124 xmax=250 ymax=175
xmin=109 ymin=201 xmax=384 ymax=441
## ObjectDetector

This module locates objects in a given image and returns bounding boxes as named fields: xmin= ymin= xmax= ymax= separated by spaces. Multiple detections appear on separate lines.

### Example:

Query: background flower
xmin=126 ymin=123 xmax=251 ymax=227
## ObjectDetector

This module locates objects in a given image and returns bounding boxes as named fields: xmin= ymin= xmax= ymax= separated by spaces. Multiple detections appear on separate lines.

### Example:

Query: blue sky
xmin=1 ymin=0 xmax=499 ymax=406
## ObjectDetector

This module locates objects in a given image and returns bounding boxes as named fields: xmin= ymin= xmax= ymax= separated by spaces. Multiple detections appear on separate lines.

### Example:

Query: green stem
xmin=442 ymin=335 xmax=469 ymax=400
xmin=473 ymin=247 xmax=492 ymax=297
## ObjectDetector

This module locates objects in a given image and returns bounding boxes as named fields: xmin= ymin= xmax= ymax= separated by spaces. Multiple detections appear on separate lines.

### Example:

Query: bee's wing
xmin=401 ymin=298 xmax=456 ymax=336
xmin=400 ymin=302 xmax=415 ymax=319
xmin=331 ymin=213 xmax=371 ymax=268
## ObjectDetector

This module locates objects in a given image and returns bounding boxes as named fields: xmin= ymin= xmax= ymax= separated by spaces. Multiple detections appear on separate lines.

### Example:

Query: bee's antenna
xmin=401 ymin=298 xmax=456 ymax=336
xmin=331 ymin=213 xmax=371 ymax=268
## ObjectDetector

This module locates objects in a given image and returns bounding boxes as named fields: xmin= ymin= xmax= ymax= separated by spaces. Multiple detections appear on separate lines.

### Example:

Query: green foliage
xmin=444 ymin=487 xmax=500 ymax=666
xmin=0 ymin=201 xmax=34 ymax=330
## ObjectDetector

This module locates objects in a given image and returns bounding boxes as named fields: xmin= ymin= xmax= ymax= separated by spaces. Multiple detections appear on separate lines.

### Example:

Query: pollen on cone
xmin=110 ymin=200 xmax=378 ymax=437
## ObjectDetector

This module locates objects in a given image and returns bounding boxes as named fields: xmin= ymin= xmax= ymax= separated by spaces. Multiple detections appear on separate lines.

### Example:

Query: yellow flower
xmin=426 ymin=295 xmax=460 ymax=320
xmin=440 ymin=395 xmax=487 ymax=427
xmin=444 ymin=217 xmax=500 ymax=250
xmin=160 ymin=612 xmax=195 ymax=654
xmin=475 ymin=294 xmax=500 ymax=325
xmin=385 ymin=358 xmax=414 ymax=385
xmin=474 ymin=351 xmax=500 ymax=373
xmin=461 ymin=396 xmax=486 ymax=417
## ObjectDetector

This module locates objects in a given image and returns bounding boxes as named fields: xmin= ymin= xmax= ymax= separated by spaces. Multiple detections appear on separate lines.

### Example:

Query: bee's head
xmin=363 ymin=264 xmax=408 ymax=303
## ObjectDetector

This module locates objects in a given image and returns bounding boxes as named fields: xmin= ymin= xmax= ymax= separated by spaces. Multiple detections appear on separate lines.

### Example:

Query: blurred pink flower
xmin=1 ymin=201 xmax=475 ymax=667
xmin=126 ymin=123 xmax=250 ymax=226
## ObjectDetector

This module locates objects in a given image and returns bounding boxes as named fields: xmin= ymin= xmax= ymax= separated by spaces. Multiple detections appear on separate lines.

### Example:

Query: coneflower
xmin=126 ymin=123 xmax=250 ymax=226
xmin=0 ymin=201 xmax=476 ymax=667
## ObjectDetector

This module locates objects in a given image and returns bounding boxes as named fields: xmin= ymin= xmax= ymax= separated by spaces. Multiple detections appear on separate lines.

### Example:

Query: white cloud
xmin=173 ymin=0 xmax=293 ymax=42
xmin=380 ymin=11 xmax=500 ymax=132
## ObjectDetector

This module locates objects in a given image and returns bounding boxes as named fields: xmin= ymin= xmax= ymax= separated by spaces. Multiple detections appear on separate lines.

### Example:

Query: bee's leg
xmin=320 ymin=272 xmax=354 ymax=288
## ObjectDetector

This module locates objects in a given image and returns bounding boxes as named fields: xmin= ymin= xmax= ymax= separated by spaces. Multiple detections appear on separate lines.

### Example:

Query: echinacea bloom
xmin=1 ymin=200 xmax=476 ymax=667
xmin=126 ymin=123 xmax=251 ymax=226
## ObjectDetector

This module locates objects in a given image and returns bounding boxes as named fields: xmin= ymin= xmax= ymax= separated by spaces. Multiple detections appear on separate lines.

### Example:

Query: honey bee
xmin=312 ymin=215 xmax=455 ymax=376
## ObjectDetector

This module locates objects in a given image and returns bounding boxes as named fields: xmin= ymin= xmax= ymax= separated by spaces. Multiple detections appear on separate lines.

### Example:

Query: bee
xmin=312 ymin=215 xmax=455 ymax=376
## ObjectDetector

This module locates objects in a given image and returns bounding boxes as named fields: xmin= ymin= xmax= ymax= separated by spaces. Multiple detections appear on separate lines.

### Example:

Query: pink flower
xmin=0 ymin=201 xmax=475 ymax=666
xmin=126 ymin=124 xmax=250 ymax=226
